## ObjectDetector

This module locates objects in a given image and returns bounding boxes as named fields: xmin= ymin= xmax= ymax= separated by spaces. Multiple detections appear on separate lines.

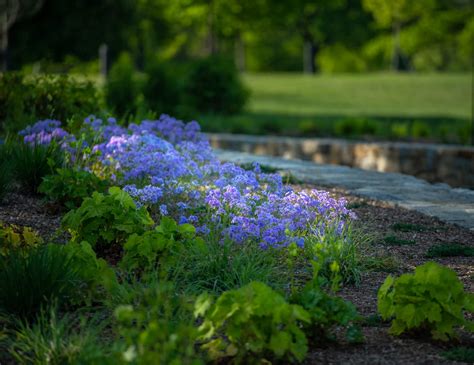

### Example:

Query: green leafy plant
xmin=0 ymin=244 xmax=82 ymax=318
xmin=293 ymin=261 xmax=363 ymax=344
xmin=426 ymin=243 xmax=474 ymax=258
xmin=11 ymin=142 xmax=64 ymax=194
xmin=62 ymin=241 xmax=118 ymax=305
xmin=7 ymin=308 xmax=110 ymax=365
xmin=0 ymin=222 xmax=43 ymax=256
xmin=304 ymin=222 xmax=363 ymax=285
xmin=120 ymin=217 xmax=197 ymax=274
xmin=62 ymin=187 xmax=154 ymax=248
xmin=114 ymin=281 xmax=202 ymax=365
xmin=39 ymin=168 xmax=109 ymax=210
xmin=195 ymin=281 xmax=310 ymax=363
xmin=377 ymin=261 xmax=474 ymax=341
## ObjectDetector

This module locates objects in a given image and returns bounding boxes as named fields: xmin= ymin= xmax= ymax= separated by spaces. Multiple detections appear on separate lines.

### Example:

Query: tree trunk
xmin=1 ymin=12 xmax=8 ymax=71
xmin=234 ymin=34 xmax=245 ymax=72
xmin=391 ymin=21 xmax=401 ymax=71
xmin=303 ymin=39 xmax=318 ymax=74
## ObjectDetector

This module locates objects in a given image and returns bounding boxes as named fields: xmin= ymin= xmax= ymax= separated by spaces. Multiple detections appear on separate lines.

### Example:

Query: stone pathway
xmin=215 ymin=149 xmax=474 ymax=231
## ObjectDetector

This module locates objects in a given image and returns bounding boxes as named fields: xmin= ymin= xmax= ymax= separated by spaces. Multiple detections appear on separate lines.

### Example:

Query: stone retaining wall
xmin=208 ymin=133 xmax=474 ymax=188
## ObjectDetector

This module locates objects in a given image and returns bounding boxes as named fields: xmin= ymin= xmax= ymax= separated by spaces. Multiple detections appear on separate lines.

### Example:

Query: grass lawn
xmin=200 ymin=72 xmax=472 ymax=144
xmin=243 ymin=72 xmax=471 ymax=119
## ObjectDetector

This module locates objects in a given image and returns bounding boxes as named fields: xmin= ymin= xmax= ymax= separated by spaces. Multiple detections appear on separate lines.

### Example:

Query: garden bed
xmin=0 ymin=116 xmax=472 ymax=364
xmin=1 ymin=184 xmax=472 ymax=364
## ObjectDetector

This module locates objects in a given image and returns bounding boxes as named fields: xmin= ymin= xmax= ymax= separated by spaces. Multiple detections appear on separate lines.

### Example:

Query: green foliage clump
xmin=7 ymin=309 xmax=109 ymax=365
xmin=304 ymin=223 xmax=363 ymax=285
xmin=62 ymin=241 xmax=118 ymax=305
xmin=426 ymin=243 xmax=474 ymax=258
xmin=39 ymin=168 xmax=109 ymax=210
xmin=115 ymin=282 xmax=202 ymax=365
xmin=185 ymin=55 xmax=249 ymax=115
xmin=120 ymin=217 xmax=197 ymax=274
xmin=11 ymin=142 xmax=64 ymax=194
xmin=62 ymin=187 xmax=154 ymax=248
xmin=0 ymin=72 xmax=100 ymax=133
xmin=195 ymin=281 xmax=310 ymax=363
xmin=106 ymin=53 xmax=144 ymax=118
xmin=0 ymin=223 xmax=43 ymax=256
xmin=142 ymin=59 xmax=183 ymax=116
xmin=293 ymin=262 xmax=363 ymax=344
xmin=377 ymin=262 xmax=474 ymax=341
xmin=334 ymin=118 xmax=378 ymax=137
xmin=0 ymin=245 xmax=82 ymax=318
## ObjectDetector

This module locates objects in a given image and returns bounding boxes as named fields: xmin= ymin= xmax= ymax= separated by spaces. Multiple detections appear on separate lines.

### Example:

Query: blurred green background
xmin=1 ymin=0 xmax=472 ymax=143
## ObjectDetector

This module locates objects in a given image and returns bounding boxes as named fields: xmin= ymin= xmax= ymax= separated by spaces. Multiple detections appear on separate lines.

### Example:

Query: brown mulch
xmin=1 ymin=188 xmax=473 ymax=364
xmin=297 ymin=184 xmax=474 ymax=364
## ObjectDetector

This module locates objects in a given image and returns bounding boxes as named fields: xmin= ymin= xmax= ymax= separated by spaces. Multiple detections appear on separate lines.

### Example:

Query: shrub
xmin=0 ymin=72 xmax=100 ymax=133
xmin=195 ymin=281 xmax=310 ymax=363
xmin=39 ymin=168 xmax=109 ymax=210
xmin=334 ymin=118 xmax=378 ymax=137
xmin=106 ymin=53 xmax=143 ymax=118
xmin=7 ymin=309 xmax=109 ymax=365
xmin=377 ymin=262 xmax=474 ymax=341
xmin=185 ymin=55 xmax=249 ymax=115
xmin=0 ymin=245 xmax=82 ymax=318
xmin=114 ymin=281 xmax=202 ymax=364
xmin=62 ymin=187 xmax=154 ymax=248
xmin=142 ymin=59 xmax=182 ymax=116
xmin=0 ymin=223 xmax=43 ymax=256
xmin=11 ymin=142 xmax=64 ymax=194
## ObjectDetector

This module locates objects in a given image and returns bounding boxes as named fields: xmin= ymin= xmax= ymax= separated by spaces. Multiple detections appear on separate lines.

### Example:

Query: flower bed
xmin=0 ymin=115 xmax=472 ymax=364
xmin=20 ymin=115 xmax=354 ymax=249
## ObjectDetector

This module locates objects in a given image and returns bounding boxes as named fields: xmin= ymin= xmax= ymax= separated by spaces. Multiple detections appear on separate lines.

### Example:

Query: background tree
xmin=362 ymin=0 xmax=436 ymax=71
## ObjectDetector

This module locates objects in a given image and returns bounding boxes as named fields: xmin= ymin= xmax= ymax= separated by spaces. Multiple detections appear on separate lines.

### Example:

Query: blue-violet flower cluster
xmin=20 ymin=115 xmax=355 ymax=248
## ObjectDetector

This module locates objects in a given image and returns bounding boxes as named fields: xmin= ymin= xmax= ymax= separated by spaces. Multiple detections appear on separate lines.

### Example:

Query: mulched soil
xmin=1 ymin=187 xmax=473 ymax=364
xmin=298 ymin=184 xmax=474 ymax=364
